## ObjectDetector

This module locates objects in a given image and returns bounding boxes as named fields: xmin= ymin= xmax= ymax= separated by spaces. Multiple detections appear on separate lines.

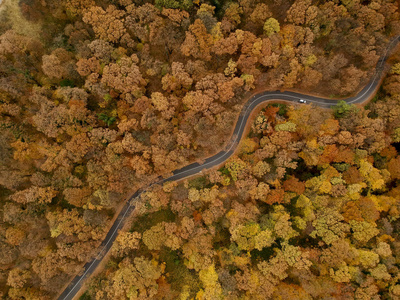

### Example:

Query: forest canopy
xmin=0 ymin=0 xmax=399 ymax=299
xmin=84 ymin=63 xmax=400 ymax=299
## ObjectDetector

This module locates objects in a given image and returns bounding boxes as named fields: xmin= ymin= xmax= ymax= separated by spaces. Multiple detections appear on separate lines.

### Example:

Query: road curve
xmin=58 ymin=35 xmax=400 ymax=300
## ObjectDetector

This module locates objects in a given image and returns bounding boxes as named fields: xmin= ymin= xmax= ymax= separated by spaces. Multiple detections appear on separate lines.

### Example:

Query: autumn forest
xmin=1 ymin=0 xmax=400 ymax=299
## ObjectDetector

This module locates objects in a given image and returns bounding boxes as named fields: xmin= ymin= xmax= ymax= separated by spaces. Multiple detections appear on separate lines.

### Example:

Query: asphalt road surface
xmin=58 ymin=35 xmax=400 ymax=300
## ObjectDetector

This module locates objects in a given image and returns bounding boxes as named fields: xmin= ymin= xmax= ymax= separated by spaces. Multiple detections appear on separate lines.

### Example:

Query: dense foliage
xmin=86 ymin=64 xmax=400 ymax=299
xmin=0 ymin=0 xmax=399 ymax=298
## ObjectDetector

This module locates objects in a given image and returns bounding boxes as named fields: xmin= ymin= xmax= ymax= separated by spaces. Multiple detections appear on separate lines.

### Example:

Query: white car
xmin=299 ymin=99 xmax=307 ymax=103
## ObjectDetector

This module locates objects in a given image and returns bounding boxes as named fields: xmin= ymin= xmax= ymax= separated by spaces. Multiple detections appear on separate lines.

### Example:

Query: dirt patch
xmin=0 ymin=0 xmax=41 ymax=38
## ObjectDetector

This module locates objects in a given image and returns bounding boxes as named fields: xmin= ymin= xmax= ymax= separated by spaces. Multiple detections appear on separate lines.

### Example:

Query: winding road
xmin=58 ymin=35 xmax=400 ymax=300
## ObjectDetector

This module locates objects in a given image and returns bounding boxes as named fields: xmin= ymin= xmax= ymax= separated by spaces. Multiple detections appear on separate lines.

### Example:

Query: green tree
xmin=263 ymin=18 xmax=280 ymax=37
xmin=98 ymin=113 xmax=116 ymax=127
xmin=331 ymin=100 xmax=357 ymax=118
xmin=392 ymin=128 xmax=400 ymax=142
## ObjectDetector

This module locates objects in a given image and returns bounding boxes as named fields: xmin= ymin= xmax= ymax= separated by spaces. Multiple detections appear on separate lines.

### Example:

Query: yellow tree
xmin=198 ymin=264 xmax=223 ymax=299
xmin=181 ymin=19 xmax=214 ymax=61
